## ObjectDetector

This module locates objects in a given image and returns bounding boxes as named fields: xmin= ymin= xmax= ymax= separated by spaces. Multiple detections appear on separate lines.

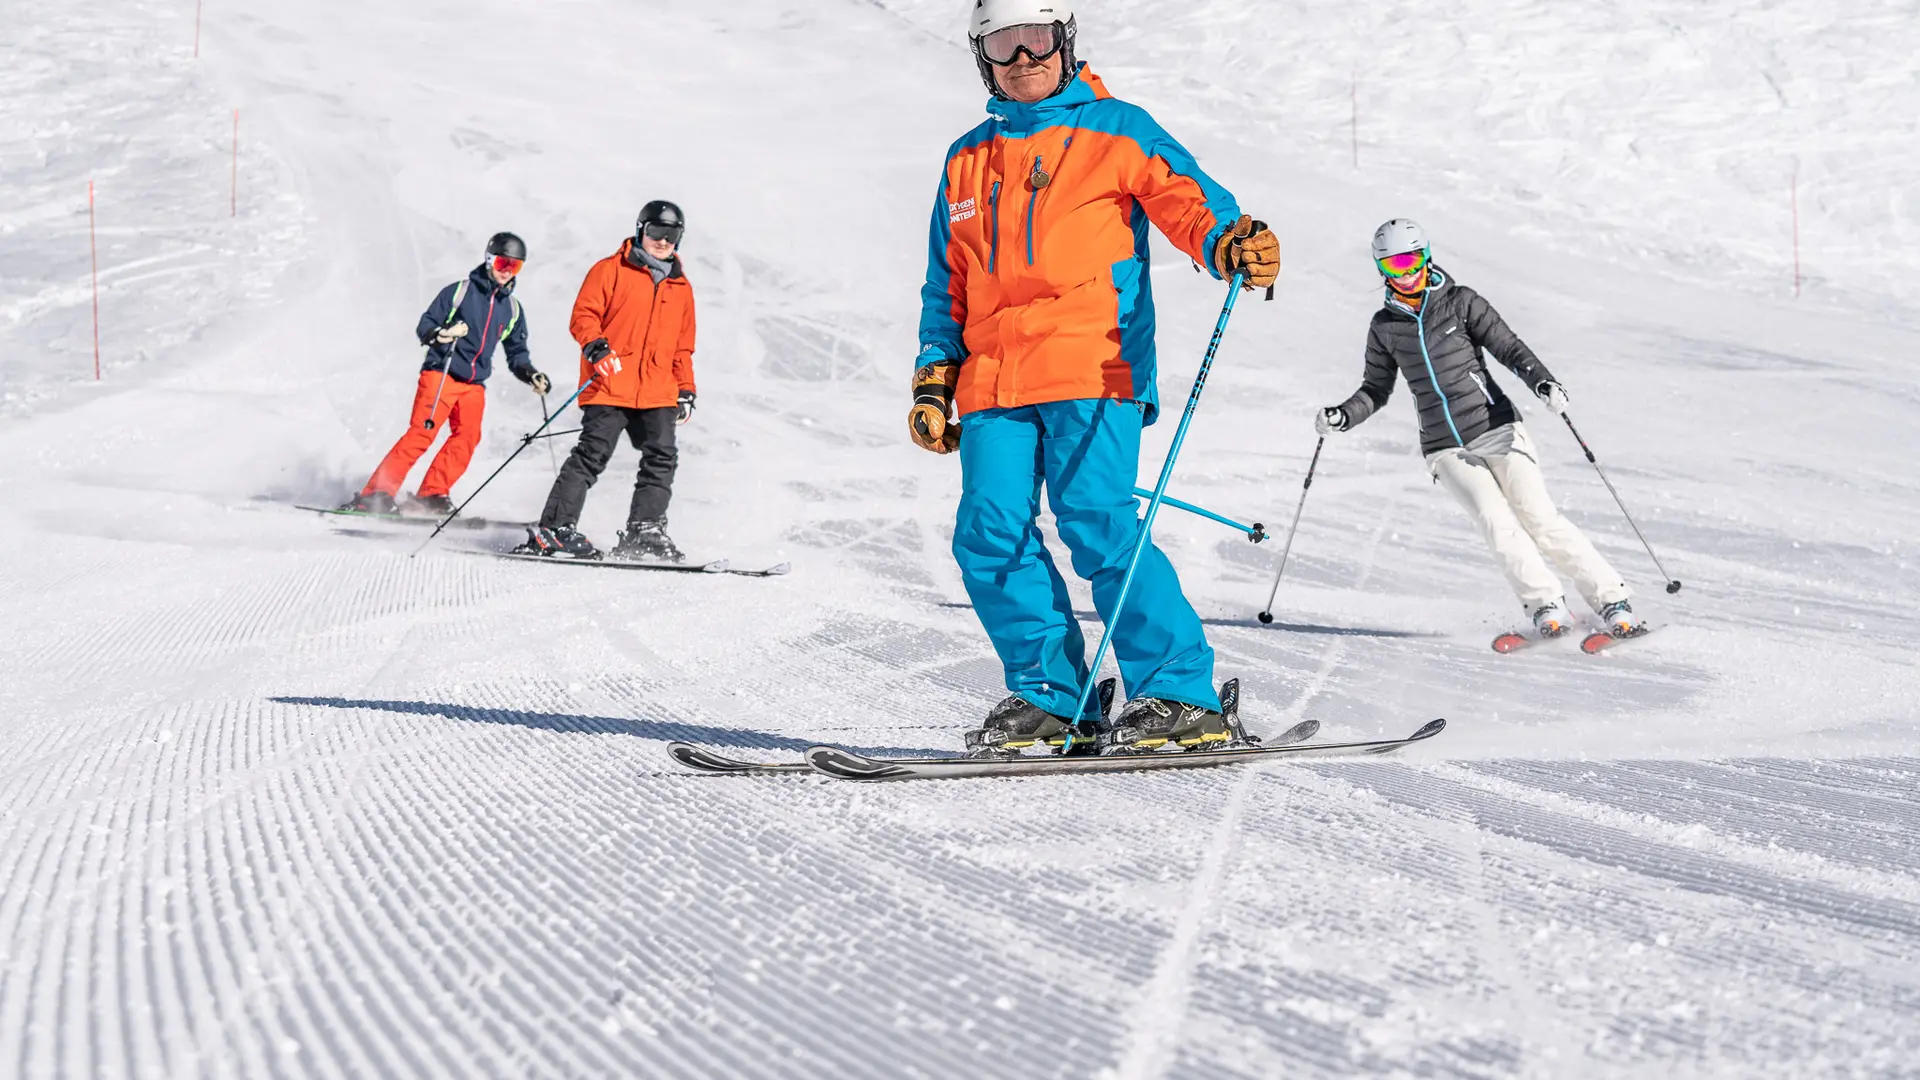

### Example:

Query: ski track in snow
xmin=1 ymin=0 xmax=1916 ymax=1077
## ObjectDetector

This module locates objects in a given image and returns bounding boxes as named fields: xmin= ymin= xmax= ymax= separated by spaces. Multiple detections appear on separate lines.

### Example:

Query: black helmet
xmin=636 ymin=201 xmax=685 ymax=247
xmin=486 ymin=232 xmax=527 ymax=260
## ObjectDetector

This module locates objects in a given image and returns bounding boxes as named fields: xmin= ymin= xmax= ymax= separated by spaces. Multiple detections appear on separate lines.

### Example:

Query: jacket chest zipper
xmin=466 ymin=295 xmax=498 ymax=378
xmin=987 ymin=180 xmax=1001 ymax=274
xmin=1413 ymin=306 xmax=1465 ymax=447
xmin=1024 ymin=155 xmax=1043 ymax=267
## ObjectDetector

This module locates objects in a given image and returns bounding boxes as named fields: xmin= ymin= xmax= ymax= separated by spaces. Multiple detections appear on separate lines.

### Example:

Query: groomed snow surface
xmin=3 ymin=0 xmax=1916 ymax=1077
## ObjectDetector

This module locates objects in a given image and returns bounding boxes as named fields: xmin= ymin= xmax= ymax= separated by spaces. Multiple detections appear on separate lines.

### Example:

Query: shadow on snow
xmin=270 ymin=696 xmax=946 ymax=756
xmin=933 ymin=601 xmax=1434 ymax=640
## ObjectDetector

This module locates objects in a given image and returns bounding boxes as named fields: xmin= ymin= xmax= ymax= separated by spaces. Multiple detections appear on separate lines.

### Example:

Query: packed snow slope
xmin=2 ymin=0 xmax=1916 ymax=1077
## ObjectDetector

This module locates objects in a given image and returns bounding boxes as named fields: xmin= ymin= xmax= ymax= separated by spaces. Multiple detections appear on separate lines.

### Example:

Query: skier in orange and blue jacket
xmin=911 ymin=0 xmax=1281 ymax=753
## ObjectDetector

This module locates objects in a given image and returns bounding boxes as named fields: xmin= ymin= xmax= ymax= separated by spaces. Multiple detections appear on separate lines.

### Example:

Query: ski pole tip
xmin=1257 ymin=610 xmax=1274 ymax=624
xmin=1249 ymin=523 xmax=1267 ymax=543
xmin=1666 ymin=580 xmax=1683 ymax=594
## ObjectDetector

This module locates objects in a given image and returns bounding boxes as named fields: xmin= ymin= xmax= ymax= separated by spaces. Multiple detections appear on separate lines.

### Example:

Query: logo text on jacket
xmin=949 ymin=198 xmax=977 ymax=224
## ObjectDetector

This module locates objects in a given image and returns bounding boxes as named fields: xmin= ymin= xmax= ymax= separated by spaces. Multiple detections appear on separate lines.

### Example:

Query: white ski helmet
xmin=1371 ymin=219 xmax=1429 ymax=263
xmin=967 ymin=0 xmax=1078 ymax=100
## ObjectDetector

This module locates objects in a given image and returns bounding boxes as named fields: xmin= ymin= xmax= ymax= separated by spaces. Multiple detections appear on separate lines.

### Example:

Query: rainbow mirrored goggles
xmin=1375 ymin=248 xmax=1429 ymax=277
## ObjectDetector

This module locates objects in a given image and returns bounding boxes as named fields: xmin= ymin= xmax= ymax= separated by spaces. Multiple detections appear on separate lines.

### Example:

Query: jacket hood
xmin=1383 ymin=264 xmax=1448 ymax=315
xmin=986 ymin=63 xmax=1111 ymax=133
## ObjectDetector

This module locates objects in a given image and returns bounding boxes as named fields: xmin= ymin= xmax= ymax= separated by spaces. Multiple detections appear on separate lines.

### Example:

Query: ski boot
xmin=511 ymin=524 xmax=601 ymax=559
xmin=962 ymin=679 xmax=1114 ymax=758
xmin=1530 ymin=598 xmax=1574 ymax=639
xmin=1105 ymin=693 xmax=1231 ymax=753
xmin=341 ymin=491 xmax=397 ymax=514
xmin=408 ymin=493 xmax=455 ymax=516
xmin=609 ymin=518 xmax=684 ymax=563
xmin=1596 ymin=599 xmax=1644 ymax=637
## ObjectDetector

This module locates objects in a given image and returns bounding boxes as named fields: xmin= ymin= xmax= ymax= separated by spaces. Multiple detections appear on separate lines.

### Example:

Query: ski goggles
xmin=491 ymin=255 xmax=524 ymax=277
xmin=978 ymin=22 xmax=1066 ymax=65
xmin=639 ymin=221 xmax=684 ymax=246
xmin=1376 ymin=248 xmax=1430 ymax=277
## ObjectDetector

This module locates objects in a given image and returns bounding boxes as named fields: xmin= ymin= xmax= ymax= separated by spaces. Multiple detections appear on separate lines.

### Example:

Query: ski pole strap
xmin=1131 ymin=488 xmax=1263 ymax=542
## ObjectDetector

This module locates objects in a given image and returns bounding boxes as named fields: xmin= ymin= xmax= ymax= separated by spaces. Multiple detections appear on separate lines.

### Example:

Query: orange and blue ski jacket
xmin=918 ymin=65 xmax=1242 ymax=423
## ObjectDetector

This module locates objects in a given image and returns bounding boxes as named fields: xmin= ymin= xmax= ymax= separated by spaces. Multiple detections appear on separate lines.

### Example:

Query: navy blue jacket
xmin=416 ymin=264 xmax=534 ymax=385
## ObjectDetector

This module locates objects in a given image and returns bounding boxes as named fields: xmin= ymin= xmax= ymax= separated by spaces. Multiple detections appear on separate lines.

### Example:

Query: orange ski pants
xmin=360 ymin=370 xmax=488 ymax=499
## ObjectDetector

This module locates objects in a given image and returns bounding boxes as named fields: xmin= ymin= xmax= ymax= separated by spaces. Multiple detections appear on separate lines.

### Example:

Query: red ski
xmin=1581 ymin=626 xmax=1653 ymax=654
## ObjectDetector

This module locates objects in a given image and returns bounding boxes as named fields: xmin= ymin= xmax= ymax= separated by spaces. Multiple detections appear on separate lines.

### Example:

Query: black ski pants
xmin=539 ymin=404 xmax=677 ymax=529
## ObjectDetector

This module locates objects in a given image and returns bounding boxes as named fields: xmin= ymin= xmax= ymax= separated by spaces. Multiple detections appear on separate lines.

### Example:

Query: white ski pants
xmin=1425 ymin=422 xmax=1629 ymax=614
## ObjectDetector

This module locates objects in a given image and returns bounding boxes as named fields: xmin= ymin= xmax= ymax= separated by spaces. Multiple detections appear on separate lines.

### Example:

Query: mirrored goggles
xmin=640 ymin=222 xmax=684 ymax=246
xmin=491 ymin=255 xmax=524 ymax=276
xmin=1376 ymin=248 xmax=1429 ymax=277
xmin=978 ymin=22 xmax=1064 ymax=65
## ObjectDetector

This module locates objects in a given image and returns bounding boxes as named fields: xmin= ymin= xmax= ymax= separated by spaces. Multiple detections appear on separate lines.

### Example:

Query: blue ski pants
xmin=953 ymin=399 xmax=1218 ymax=717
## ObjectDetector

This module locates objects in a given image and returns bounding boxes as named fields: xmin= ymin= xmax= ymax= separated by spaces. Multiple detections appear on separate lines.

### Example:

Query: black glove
xmin=676 ymin=390 xmax=696 ymax=425
xmin=529 ymin=371 xmax=552 ymax=395
xmin=582 ymin=338 xmax=613 ymax=364
xmin=1314 ymin=406 xmax=1349 ymax=435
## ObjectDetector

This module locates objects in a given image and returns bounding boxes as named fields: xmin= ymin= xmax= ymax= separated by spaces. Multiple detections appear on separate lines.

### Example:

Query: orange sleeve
xmin=568 ymin=259 xmax=614 ymax=348
xmin=674 ymin=288 xmax=696 ymax=395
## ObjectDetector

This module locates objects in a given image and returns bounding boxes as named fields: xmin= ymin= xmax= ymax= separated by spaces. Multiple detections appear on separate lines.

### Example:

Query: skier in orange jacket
xmin=913 ymin=1 xmax=1280 ymax=752
xmin=516 ymin=202 xmax=698 ymax=561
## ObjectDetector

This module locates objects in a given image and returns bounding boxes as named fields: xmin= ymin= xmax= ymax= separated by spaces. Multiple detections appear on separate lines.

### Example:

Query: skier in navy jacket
xmin=346 ymin=232 xmax=550 ymax=514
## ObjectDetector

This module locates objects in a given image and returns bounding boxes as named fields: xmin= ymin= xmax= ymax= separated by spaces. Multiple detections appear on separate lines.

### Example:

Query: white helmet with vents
xmin=1371 ymin=219 xmax=1429 ymax=261
xmin=969 ymin=0 xmax=1074 ymax=38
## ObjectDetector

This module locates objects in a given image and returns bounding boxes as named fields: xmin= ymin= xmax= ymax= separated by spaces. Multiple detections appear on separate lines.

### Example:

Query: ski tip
xmin=666 ymin=742 xmax=716 ymax=771
xmin=1409 ymin=718 xmax=1446 ymax=740
xmin=700 ymin=560 xmax=731 ymax=573
xmin=1491 ymin=632 xmax=1529 ymax=654
xmin=804 ymin=745 xmax=906 ymax=781
xmin=760 ymin=562 xmax=792 ymax=576
xmin=1271 ymin=718 xmax=1319 ymax=746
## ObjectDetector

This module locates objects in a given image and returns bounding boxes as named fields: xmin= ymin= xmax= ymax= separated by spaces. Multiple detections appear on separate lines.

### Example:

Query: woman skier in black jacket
xmin=1316 ymin=219 xmax=1642 ymax=639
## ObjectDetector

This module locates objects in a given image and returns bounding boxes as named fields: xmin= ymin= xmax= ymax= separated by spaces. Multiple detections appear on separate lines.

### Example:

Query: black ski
xmin=665 ymin=679 xmax=1120 ymax=776
xmin=488 ymin=551 xmax=731 ymax=573
xmin=483 ymin=551 xmax=789 ymax=576
xmin=299 ymin=505 xmax=516 ymax=531
xmin=804 ymin=716 xmax=1441 ymax=781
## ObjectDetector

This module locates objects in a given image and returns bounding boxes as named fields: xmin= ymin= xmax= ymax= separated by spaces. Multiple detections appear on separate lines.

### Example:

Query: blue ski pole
xmin=411 ymin=379 xmax=590 ymax=556
xmin=1131 ymin=488 xmax=1266 ymax=542
xmin=1064 ymin=273 xmax=1249 ymax=740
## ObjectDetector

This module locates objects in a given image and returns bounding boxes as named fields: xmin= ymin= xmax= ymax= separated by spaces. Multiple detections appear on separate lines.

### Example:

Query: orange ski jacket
xmin=918 ymin=65 xmax=1242 ymax=422
xmin=570 ymin=240 xmax=696 ymax=410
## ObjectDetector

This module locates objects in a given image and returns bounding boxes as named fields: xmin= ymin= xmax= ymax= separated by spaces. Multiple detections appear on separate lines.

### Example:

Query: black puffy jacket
xmin=1337 ymin=267 xmax=1556 ymax=455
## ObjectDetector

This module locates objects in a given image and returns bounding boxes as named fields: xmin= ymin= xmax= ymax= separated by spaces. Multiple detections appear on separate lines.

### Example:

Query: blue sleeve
xmin=417 ymin=283 xmax=458 ymax=345
xmin=916 ymin=170 xmax=966 ymax=369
